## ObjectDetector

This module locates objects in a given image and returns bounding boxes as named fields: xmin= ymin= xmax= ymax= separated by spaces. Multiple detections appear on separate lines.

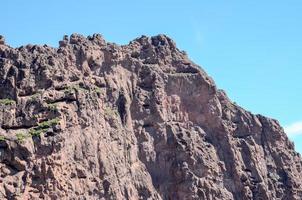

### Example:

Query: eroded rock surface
xmin=0 ymin=34 xmax=301 ymax=200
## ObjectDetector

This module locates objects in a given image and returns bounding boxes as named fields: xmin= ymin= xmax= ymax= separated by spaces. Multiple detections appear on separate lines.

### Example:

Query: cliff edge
xmin=0 ymin=34 xmax=301 ymax=199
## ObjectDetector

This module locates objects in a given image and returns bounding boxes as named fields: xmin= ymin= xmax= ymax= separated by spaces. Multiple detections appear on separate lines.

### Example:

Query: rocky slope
xmin=0 ymin=34 xmax=301 ymax=200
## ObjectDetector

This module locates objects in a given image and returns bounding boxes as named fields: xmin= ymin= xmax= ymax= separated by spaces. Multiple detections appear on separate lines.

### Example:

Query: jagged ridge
xmin=0 ymin=34 xmax=301 ymax=200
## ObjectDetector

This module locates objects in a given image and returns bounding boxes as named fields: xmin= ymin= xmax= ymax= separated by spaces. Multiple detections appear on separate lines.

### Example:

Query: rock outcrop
xmin=0 ymin=34 xmax=301 ymax=200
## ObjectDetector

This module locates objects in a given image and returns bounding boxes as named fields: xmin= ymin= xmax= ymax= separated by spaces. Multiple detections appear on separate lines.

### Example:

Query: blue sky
xmin=1 ymin=1 xmax=301 ymax=153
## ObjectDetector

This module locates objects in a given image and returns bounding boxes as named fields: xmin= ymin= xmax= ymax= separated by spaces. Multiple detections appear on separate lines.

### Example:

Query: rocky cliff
xmin=0 ymin=34 xmax=301 ymax=200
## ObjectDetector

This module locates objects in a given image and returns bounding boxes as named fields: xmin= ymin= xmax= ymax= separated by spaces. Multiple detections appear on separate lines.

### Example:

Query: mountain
xmin=0 ymin=34 xmax=301 ymax=200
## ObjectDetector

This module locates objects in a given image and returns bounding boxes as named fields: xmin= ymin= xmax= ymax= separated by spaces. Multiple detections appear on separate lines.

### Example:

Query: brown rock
xmin=0 ymin=33 xmax=301 ymax=199
xmin=0 ymin=35 xmax=5 ymax=45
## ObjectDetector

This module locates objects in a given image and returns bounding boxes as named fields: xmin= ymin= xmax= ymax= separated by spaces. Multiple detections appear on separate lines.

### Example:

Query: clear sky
xmin=1 ymin=0 xmax=301 ymax=153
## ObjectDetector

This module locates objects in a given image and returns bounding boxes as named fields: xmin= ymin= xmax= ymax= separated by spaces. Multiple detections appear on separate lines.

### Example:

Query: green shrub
xmin=104 ymin=106 xmax=118 ymax=117
xmin=64 ymin=84 xmax=89 ymax=95
xmin=30 ymin=92 xmax=42 ymax=101
xmin=29 ymin=128 xmax=48 ymax=137
xmin=93 ymin=87 xmax=102 ymax=95
xmin=38 ymin=118 xmax=60 ymax=129
xmin=29 ymin=118 xmax=60 ymax=136
xmin=33 ymin=114 xmax=39 ymax=120
xmin=0 ymin=98 xmax=15 ymax=106
xmin=16 ymin=132 xmax=28 ymax=143
xmin=64 ymin=87 xmax=75 ymax=95
xmin=47 ymin=103 xmax=58 ymax=111
xmin=0 ymin=135 xmax=6 ymax=141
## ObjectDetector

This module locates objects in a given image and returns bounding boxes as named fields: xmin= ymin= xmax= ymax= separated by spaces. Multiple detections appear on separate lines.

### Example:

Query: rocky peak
xmin=0 ymin=35 xmax=5 ymax=45
xmin=0 ymin=34 xmax=301 ymax=200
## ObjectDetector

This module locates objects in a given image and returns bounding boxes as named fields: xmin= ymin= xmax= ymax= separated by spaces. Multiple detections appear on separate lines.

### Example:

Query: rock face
xmin=0 ymin=33 xmax=301 ymax=200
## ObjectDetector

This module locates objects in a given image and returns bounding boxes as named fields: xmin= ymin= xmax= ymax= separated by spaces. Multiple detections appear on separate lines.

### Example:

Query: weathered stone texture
xmin=0 ymin=34 xmax=301 ymax=199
